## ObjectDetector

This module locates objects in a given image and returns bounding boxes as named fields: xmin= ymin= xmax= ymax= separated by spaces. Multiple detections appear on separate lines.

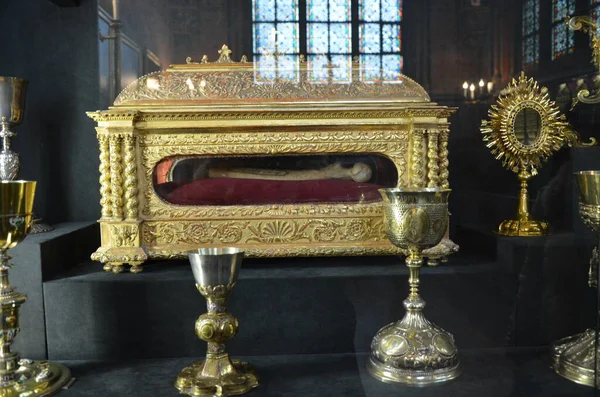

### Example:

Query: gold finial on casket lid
xmin=114 ymin=44 xmax=432 ymax=106
xmin=185 ymin=44 xmax=248 ymax=65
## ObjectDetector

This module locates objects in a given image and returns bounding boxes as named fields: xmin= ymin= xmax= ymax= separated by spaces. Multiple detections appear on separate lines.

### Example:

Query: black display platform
xmin=60 ymin=349 xmax=590 ymax=397
xmin=9 ymin=222 xmax=98 ymax=359
xmin=23 ymin=223 xmax=598 ymax=396
xmin=44 ymin=255 xmax=516 ymax=361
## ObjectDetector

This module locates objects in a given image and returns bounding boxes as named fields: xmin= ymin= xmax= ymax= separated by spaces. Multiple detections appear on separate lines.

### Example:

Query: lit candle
xmin=487 ymin=81 xmax=494 ymax=94
xmin=462 ymin=82 xmax=469 ymax=99
xmin=479 ymin=79 xmax=485 ymax=94
xmin=469 ymin=83 xmax=475 ymax=100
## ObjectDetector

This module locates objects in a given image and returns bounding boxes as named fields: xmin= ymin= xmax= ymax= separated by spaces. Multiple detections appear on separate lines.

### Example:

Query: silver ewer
xmin=367 ymin=188 xmax=460 ymax=386
xmin=0 ymin=77 xmax=27 ymax=181
xmin=175 ymin=247 xmax=258 ymax=397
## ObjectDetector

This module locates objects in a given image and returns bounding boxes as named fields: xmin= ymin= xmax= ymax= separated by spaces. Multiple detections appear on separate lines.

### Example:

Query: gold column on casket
xmin=87 ymin=45 xmax=459 ymax=273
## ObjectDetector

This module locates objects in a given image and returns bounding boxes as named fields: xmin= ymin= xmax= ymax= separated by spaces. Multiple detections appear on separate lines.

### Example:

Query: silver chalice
xmin=175 ymin=247 xmax=258 ymax=396
xmin=367 ymin=188 xmax=460 ymax=386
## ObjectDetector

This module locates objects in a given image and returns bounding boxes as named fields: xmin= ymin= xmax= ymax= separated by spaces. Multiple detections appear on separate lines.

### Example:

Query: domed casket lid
xmin=113 ymin=45 xmax=432 ymax=108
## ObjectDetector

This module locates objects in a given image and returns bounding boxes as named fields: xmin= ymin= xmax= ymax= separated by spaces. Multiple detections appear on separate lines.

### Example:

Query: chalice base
xmin=0 ymin=360 xmax=72 ymax=397
xmin=552 ymin=329 xmax=600 ymax=388
xmin=498 ymin=219 xmax=550 ymax=237
xmin=175 ymin=355 xmax=258 ymax=397
xmin=367 ymin=320 xmax=460 ymax=386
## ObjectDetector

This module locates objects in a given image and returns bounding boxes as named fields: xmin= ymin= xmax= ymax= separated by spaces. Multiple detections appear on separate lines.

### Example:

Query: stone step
xmin=44 ymin=254 xmax=519 ymax=361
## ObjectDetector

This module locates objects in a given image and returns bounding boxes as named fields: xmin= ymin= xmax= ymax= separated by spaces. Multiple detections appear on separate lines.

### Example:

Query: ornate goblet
xmin=367 ymin=188 xmax=460 ymax=386
xmin=0 ymin=77 xmax=27 ymax=181
xmin=175 ymin=247 xmax=258 ymax=396
xmin=552 ymin=170 xmax=600 ymax=387
xmin=0 ymin=181 xmax=71 ymax=396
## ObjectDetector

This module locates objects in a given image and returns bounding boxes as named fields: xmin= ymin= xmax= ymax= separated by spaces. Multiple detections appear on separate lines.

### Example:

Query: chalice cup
xmin=0 ymin=77 xmax=27 ymax=181
xmin=552 ymin=170 xmax=600 ymax=387
xmin=0 ymin=181 xmax=71 ymax=396
xmin=175 ymin=247 xmax=258 ymax=396
xmin=367 ymin=188 xmax=460 ymax=386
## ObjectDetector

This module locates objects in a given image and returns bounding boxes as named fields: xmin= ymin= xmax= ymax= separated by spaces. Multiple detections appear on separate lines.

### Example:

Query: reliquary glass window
xmin=552 ymin=0 xmax=576 ymax=60
xmin=522 ymin=0 xmax=539 ymax=68
xmin=153 ymin=154 xmax=398 ymax=206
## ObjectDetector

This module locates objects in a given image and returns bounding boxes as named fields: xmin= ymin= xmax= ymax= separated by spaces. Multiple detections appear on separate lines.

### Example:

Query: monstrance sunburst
xmin=481 ymin=72 xmax=587 ymax=236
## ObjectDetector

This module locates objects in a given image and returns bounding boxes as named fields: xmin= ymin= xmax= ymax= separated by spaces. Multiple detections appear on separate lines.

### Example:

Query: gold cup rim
xmin=188 ymin=247 xmax=244 ymax=256
xmin=0 ymin=180 xmax=36 ymax=185
xmin=0 ymin=77 xmax=28 ymax=84
xmin=378 ymin=187 xmax=452 ymax=194
xmin=574 ymin=170 xmax=600 ymax=176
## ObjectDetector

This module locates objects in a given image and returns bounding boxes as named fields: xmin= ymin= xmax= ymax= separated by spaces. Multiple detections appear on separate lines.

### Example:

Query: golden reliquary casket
xmin=87 ymin=46 xmax=458 ymax=273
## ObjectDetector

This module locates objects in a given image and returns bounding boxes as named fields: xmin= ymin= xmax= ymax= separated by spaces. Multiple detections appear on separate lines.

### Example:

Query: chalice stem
xmin=517 ymin=170 xmax=530 ymax=222
xmin=201 ymin=295 xmax=236 ymax=379
xmin=407 ymin=251 xmax=422 ymax=302
xmin=0 ymin=253 xmax=20 ymax=387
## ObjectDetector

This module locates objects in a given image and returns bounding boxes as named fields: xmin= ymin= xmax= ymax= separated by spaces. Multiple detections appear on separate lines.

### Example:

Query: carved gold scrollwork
xmin=109 ymin=134 xmax=124 ymax=220
xmin=411 ymin=129 xmax=427 ymax=188
xmin=123 ymin=134 xmax=139 ymax=220
xmin=568 ymin=16 xmax=600 ymax=71
xmin=247 ymin=221 xmax=311 ymax=244
xmin=427 ymin=130 xmax=440 ymax=188
xmin=143 ymin=218 xmax=384 ymax=247
xmin=109 ymin=224 xmax=139 ymax=247
xmin=97 ymin=133 xmax=112 ymax=218
xmin=438 ymin=129 xmax=450 ymax=189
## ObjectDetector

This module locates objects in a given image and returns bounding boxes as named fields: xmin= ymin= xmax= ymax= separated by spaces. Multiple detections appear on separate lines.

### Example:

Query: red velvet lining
xmin=165 ymin=178 xmax=383 ymax=205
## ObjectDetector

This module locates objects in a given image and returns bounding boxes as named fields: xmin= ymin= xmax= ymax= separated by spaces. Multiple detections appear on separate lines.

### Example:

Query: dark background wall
xmin=0 ymin=0 xmax=598 ymax=240
xmin=0 ymin=0 xmax=100 ymax=224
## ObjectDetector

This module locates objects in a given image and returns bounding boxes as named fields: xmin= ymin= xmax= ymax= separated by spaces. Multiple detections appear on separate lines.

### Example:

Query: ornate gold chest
xmin=87 ymin=49 xmax=456 ymax=273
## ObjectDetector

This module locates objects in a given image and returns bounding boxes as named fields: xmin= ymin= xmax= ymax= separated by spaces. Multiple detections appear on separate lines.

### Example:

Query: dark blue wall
xmin=0 ymin=0 xmax=100 ymax=224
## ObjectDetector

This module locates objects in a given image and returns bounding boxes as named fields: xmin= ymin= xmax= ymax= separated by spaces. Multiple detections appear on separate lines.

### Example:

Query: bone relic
xmin=208 ymin=162 xmax=373 ymax=183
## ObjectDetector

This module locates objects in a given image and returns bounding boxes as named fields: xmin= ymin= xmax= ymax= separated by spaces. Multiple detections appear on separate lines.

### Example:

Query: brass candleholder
xmin=0 ymin=181 xmax=71 ymax=396
xmin=367 ymin=188 xmax=460 ymax=386
xmin=175 ymin=247 xmax=258 ymax=396
xmin=552 ymin=170 xmax=600 ymax=387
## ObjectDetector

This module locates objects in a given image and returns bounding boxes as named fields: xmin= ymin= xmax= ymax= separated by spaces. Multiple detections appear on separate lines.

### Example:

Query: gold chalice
xmin=367 ymin=188 xmax=460 ymax=386
xmin=175 ymin=247 xmax=258 ymax=396
xmin=0 ymin=181 xmax=71 ymax=396
xmin=552 ymin=170 xmax=600 ymax=387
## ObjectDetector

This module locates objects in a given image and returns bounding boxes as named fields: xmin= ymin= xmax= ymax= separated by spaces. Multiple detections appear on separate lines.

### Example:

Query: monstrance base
xmin=552 ymin=329 xmax=600 ymax=388
xmin=498 ymin=219 xmax=550 ymax=237
xmin=175 ymin=357 xmax=258 ymax=396
xmin=367 ymin=320 xmax=460 ymax=386
xmin=0 ymin=359 xmax=72 ymax=397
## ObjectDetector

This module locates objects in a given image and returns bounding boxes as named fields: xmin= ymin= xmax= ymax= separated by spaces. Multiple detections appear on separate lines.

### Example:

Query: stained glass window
xmin=359 ymin=0 xmax=403 ymax=82
xmin=522 ymin=0 xmax=539 ymax=68
xmin=552 ymin=0 xmax=576 ymax=59
xmin=592 ymin=0 xmax=600 ymax=38
xmin=252 ymin=0 xmax=299 ymax=82
xmin=307 ymin=0 xmax=352 ymax=83
xmin=251 ymin=0 xmax=403 ymax=83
